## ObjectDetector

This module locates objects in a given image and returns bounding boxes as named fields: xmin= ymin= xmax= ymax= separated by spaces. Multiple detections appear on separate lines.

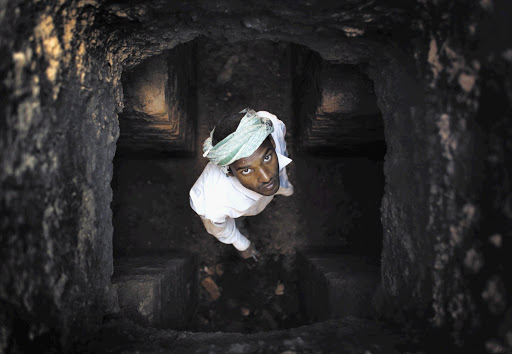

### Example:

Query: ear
xmin=227 ymin=166 xmax=234 ymax=176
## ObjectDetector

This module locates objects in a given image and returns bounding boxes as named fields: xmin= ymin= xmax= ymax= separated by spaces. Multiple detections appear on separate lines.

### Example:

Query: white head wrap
xmin=203 ymin=108 xmax=274 ymax=174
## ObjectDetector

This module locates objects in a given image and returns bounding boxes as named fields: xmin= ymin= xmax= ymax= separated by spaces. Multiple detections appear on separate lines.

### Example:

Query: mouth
xmin=260 ymin=178 xmax=277 ymax=191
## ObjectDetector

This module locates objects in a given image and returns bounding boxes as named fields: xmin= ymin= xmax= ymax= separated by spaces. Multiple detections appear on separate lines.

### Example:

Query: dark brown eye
xmin=264 ymin=154 xmax=272 ymax=162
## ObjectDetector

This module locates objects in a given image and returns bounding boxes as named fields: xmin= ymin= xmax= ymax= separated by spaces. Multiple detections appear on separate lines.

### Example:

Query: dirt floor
xmin=112 ymin=38 xmax=385 ymax=332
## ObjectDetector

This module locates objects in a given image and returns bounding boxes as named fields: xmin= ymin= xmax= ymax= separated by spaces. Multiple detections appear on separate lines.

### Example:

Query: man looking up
xmin=189 ymin=108 xmax=293 ymax=260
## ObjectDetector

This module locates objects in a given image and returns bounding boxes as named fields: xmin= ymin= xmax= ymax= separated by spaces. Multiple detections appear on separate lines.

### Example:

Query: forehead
xmin=231 ymin=140 xmax=274 ymax=167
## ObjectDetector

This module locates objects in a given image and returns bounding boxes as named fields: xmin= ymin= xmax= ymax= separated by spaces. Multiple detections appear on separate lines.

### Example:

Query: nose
xmin=258 ymin=167 xmax=271 ymax=183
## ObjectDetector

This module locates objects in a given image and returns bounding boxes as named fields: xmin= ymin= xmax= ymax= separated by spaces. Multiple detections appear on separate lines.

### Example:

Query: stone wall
xmin=1 ymin=0 xmax=511 ymax=350
xmin=376 ymin=0 xmax=512 ymax=349
xmin=0 ymin=0 xmax=120 ymax=351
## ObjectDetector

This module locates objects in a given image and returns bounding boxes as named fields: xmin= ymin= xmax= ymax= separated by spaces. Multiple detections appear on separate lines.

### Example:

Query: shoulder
xmin=189 ymin=163 xmax=236 ymax=221
xmin=190 ymin=162 xmax=225 ymax=200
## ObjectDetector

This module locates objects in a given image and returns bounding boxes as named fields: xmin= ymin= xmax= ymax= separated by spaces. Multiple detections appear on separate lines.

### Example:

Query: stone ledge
xmin=293 ymin=46 xmax=385 ymax=155
xmin=298 ymin=252 xmax=380 ymax=322
xmin=76 ymin=316 xmax=412 ymax=353
xmin=112 ymin=254 xmax=197 ymax=330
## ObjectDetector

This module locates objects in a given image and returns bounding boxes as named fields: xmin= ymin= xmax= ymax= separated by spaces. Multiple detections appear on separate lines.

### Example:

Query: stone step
xmin=80 ymin=316 xmax=411 ymax=353
xmin=112 ymin=254 xmax=196 ymax=329
xmin=298 ymin=252 xmax=380 ymax=322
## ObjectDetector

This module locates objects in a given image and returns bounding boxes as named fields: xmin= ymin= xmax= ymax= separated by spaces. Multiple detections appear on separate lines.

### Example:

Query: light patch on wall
xmin=482 ymin=275 xmax=506 ymax=314
xmin=480 ymin=0 xmax=494 ymax=11
xmin=13 ymin=50 xmax=28 ymax=96
xmin=108 ymin=3 xmax=146 ymax=19
xmin=14 ymin=153 xmax=37 ymax=179
xmin=16 ymin=98 xmax=41 ymax=136
xmin=42 ymin=205 xmax=56 ymax=261
xmin=342 ymin=26 xmax=364 ymax=37
xmin=318 ymin=91 xmax=351 ymax=114
xmin=464 ymin=247 xmax=484 ymax=273
xmin=11 ymin=48 xmax=43 ymax=147
xmin=0 ymin=0 xmax=6 ymax=22
xmin=78 ymin=0 xmax=99 ymax=7
xmin=35 ymin=14 xmax=63 ymax=100
xmin=49 ymin=149 xmax=59 ymax=172
xmin=437 ymin=113 xmax=454 ymax=161
xmin=124 ymin=55 xmax=169 ymax=119
xmin=458 ymin=72 xmax=476 ymax=92
xmin=31 ymin=75 xmax=40 ymax=96
xmin=428 ymin=38 xmax=442 ymax=86
xmin=138 ymin=287 xmax=155 ymax=317
xmin=449 ymin=203 xmax=477 ymax=246
xmin=489 ymin=234 xmax=502 ymax=248
xmin=217 ymin=55 xmax=239 ymax=84
xmin=77 ymin=187 xmax=96 ymax=282
xmin=431 ymin=297 xmax=445 ymax=327
xmin=76 ymin=41 xmax=87 ymax=84
xmin=63 ymin=9 xmax=77 ymax=53
xmin=362 ymin=14 xmax=374 ymax=22
xmin=443 ymin=44 xmax=465 ymax=82
xmin=502 ymin=49 xmax=512 ymax=62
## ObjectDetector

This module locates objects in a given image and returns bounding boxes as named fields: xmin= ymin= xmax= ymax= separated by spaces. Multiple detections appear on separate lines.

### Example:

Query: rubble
xmin=201 ymin=277 xmax=221 ymax=301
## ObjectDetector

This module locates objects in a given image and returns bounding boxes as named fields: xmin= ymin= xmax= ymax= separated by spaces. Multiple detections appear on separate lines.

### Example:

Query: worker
xmin=189 ymin=108 xmax=293 ymax=260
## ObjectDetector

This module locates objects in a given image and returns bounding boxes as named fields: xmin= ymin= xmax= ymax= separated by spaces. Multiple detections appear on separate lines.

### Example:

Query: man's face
xmin=229 ymin=137 xmax=280 ymax=196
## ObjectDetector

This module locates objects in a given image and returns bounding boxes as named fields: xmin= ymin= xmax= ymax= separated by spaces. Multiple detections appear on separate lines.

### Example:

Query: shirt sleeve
xmin=200 ymin=216 xmax=251 ymax=251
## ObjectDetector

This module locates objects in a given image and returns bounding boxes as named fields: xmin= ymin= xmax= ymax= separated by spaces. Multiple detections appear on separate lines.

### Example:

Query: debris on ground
xmin=216 ymin=264 xmax=224 ymax=276
xmin=203 ymin=266 xmax=215 ymax=275
xmin=241 ymin=307 xmax=250 ymax=316
xmin=275 ymin=281 xmax=285 ymax=296
xmin=201 ymin=277 xmax=221 ymax=300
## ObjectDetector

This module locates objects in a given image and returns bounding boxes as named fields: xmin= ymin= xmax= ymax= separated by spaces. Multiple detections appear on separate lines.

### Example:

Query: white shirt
xmin=189 ymin=111 xmax=293 ymax=251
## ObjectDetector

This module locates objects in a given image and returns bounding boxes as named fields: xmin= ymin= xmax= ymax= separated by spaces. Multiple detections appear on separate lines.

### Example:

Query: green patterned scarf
xmin=203 ymin=108 xmax=274 ymax=174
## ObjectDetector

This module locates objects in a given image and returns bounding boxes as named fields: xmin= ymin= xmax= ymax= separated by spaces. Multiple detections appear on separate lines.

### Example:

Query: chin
xmin=258 ymin=188 xmax=278 ymax=196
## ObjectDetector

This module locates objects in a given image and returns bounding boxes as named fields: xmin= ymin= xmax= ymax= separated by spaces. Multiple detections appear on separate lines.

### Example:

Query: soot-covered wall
xmin=0 ymin=1 xmax=121 ymax=351
xmin=377 ymin=2 xmax=512 ymax=349
xmin=1 ymin=0 xmax=512 ymax=351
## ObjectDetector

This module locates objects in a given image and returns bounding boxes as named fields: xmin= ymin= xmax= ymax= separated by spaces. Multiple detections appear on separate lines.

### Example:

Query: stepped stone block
xmin=112 ymin=254 xmax=196 ymax=329
xmin=293 ymin=46 xmax=385 ymax=156
xmin=298 ymin=252 xmax=380 ymax=322
xmin=118 ymin=41 xmax=196 ymax=154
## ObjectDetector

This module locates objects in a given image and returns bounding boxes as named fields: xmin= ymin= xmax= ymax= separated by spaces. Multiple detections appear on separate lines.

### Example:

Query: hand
xmin=239 ymin=243 xmax=260 ymax=261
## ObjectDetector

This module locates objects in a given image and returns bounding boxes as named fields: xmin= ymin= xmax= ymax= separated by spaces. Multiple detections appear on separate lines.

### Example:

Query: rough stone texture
xmin=77 ymin=316 xmax=413 ymax=353
xmin=298 ymin=252 xmax=380 ymax=322
xmin=294 ymin=48 xmax=385 ymax=155
xmin=2 ymin=0 xmax=512 ymax=351
xmin=112 ymin=255 xmax=196 ymax=329
xmin=103 ymin=0 xmax=512 ymax=349
xmin=1 ymin=0 xmax=120 ymax=351
xmin=373 ymin=1 xmax=512 ymax=351
xmin=118 ymin=42 xmax=196 ymax=154
xmin=123 ymin=55 xmax=168 ymax=118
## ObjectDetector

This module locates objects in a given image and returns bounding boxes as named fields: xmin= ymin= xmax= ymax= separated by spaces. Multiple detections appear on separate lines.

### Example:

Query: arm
xmin=200 ymin=216 xmax=251 ymax=251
